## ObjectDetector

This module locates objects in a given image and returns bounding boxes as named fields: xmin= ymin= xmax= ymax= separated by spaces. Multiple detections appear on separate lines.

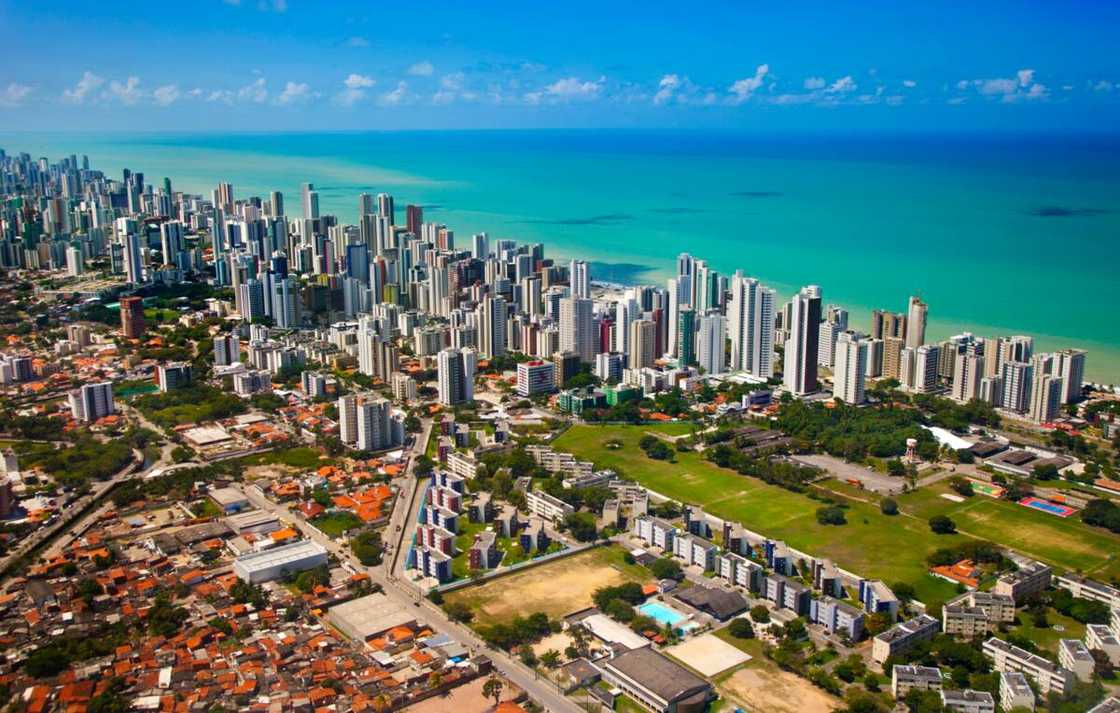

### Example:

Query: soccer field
xmin=553 ymin=424 xmax=1120 ymax=601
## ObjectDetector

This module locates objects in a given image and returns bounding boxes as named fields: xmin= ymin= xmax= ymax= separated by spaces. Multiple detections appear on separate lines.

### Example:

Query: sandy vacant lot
xmin=405 ymin=677 xmax=522 ymax=713
xmin=720 ymin=666 xmax=841 ymax=713
xmin=665 ymin=634 xmax=750 ymax=677
xmin=446 ymin=548 xmax=644 ymax=626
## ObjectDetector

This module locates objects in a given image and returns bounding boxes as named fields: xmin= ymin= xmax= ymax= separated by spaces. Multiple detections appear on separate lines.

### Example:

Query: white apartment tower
xmin=727 ymin=273 xmax=774 ymax=378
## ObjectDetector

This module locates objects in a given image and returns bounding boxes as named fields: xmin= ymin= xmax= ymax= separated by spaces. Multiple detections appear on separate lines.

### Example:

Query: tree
xmin=540 ymin=649 xmax=561 ymax=668
xmin=948 ymin=476 xmax=974 ymax=497
xmin=929 ymin=515 xmax=956 ymax=534
xmin=482 ymin=677 xmax=504 ymax=707
xmin=816 ymin=505 xmax=847 ymax=525
xmin=728 ymin=618 xmax=754 ymax=639
xmin=880 ymin=498 xmax=899 ymax=516
xmin=443 ymin=601 xmax=474 ymax=623
xmin=886 ymin=459 xmax=907 ymax=476
xmin=649 ymin=557 xmax=682 ymax=580
xmin=1032 ymin=463 xmax=1060 ymax=481
xmin=750 ymin=605 xmax=771 ymax=623
xmin=562 ymin=512 xmax=598 ymax=542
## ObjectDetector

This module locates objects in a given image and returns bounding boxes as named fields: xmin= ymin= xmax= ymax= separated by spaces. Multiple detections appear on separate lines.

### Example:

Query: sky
xmin=1 ymin=0 xmax=1119 ymax=132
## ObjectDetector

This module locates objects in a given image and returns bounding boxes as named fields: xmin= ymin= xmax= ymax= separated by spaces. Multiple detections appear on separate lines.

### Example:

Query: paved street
xmin=240 ymin=419 xmax=581 ymax=713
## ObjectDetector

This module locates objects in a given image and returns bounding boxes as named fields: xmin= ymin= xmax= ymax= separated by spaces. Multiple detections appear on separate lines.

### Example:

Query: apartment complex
xmin=982 ymin=637 xmax=1073 ymax=697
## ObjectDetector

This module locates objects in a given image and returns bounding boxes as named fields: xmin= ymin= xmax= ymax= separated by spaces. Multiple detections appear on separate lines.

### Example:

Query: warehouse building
xmin=233 ymin=539 xmax=328 ymax=583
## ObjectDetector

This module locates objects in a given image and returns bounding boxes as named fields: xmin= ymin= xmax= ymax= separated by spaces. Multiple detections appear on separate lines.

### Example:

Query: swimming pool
xmin=1019 ymin=496 xmax=1076 ymax=518
xmin=638 ymin=601 xmax=698 ymax=632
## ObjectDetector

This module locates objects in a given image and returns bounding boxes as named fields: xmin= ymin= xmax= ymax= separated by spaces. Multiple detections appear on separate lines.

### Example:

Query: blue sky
xmin=1 ymin=0 xmax=1118 ymax=132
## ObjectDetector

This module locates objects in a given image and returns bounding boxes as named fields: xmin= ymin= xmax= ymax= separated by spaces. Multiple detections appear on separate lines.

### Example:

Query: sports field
xmin=443 ymin=545 xmax=649 ymax=627
xmin=553 ymin=424 xmax=1120 ymax=601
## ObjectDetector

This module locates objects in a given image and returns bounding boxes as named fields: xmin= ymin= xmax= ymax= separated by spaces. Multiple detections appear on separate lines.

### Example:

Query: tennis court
xmin=1019 ymin=496 xmax=1076 ymax=518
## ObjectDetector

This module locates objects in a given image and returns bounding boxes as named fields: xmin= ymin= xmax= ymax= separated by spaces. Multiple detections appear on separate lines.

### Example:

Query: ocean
xmin=3 ymin=129 xmax=1118 ymax=383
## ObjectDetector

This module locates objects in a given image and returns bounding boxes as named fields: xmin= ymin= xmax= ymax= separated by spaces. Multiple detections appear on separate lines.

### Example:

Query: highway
xmin=239 ymin=419 xmax=581 ymax=713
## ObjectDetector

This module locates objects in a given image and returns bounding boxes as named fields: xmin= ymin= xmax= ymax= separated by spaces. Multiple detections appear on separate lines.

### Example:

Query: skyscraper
xmin=69 ymin=382 xmax=115 ymax=423
xmin=817 ymin=305 xmax=849 ymax=369
xmin=1000 ymin=360 xmax=1034 ymax=414
xmin=783 ymin=286 xmax=822 ymax=395
xmin=120 ymin=296 xmax=146 ymax=339
xmin=676 ymin=308 xmax=696 ymax=366
xmin=570 ymin=259 xmax=590 ymax=299
xmin=628 ymin=318 xmax=657 ymax=370
xmin=123 ymin=232 xmax=143 ymax=284
xmin=951 ymin=351 xmax=985 ymax=402
xmin=559 ymin=296 xmax=595 ymax=362
xmin=301 ymin=182 xmax=319 ymax=220
xmin=214 ymin=333 xmax=241 ymax=366
xmin=832 ymin=332 xmax=868 ymax=404
xmin=696 ymin=313 xmax=727 ymax=376
xmin=357 ymin=397 xmax=393 ymax=451
xmin=477 ymin=294 xmax=508 ymax=358
xmin=337 ymin=394 xmax=358 ymax=444
xmin=727 ymin=273 xmax=775 ymax=378
xmin=1050 ymin=349 xmax=1086 ymax=404
xmin=906 ymin=295 xmax=928 ymax=349
xmin=437 ymin=347 xmax=475 ymax=406
xmin=1029 ymin=372 xmax=1063 ymax=424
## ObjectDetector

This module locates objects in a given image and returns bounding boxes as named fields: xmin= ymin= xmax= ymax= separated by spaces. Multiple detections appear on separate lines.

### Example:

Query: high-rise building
xmin=882 ymin=336 xmax=905 ymax=380
xmin=666 ymin=275 xmax=691 ymax=359
xmin=676 ymin=308 xmax=696 ymax=366
xmin=952 ymin=352 xmax=985 ymax=403
xmin=783 ymin=286 xmax=822 ymax=395
xmin=214 ymin=333 xmax=241 ymax=366
xmin=357 ymin=397 xmax=393 ymax=452
xmin=338 ymin=394 xmax=359 ymax=444
xmin=157 ymin=363 xmax=192 ymax=392
xmin=865 ymin=338 xmax=884 ymax=378
xmin=832 ymin=332 xmax=867 ymax=404
xmin=559 ymin=297 xmax=595 ymax=362
xmin=66 ymin=245 xmax=83 ymax=276
xmin=696 ymin=313 xmax=727 ymax=376
xmin=1050 ymin=349 xmax=1086 ymax=404
xmin=1001 ymin=361 xmax=1034 ymax=414
xmin=516 ymin=360 xmax=556 ymax=396
xmin=903 ymin=344 xmax=940 ymax=393
xmin=377 ymin=193 xmax=394 ymax=221
xmin=270 ymin=275 xmax=300 ymax=329
xmin=871 ymin=310 xmax=906 ymax=341
xmin=570 ymin=259 xmax=590 ymax=299
xmin=120 ymin=296 xmax=146 ymax=339
xmin=727 ymin=274 xmax=774 ymax=378
xmin=301 ymin=182 xmax=319 ymax=220
xmin=69 ymin=382 xmax=115 ymax=423
xmin=270 ymin=191 xmax=284 ymax=217
xmin=1029 ymin=372 xmax=1063 ymax=424
xmin=906 ymin=296 xmax=928 ymax=349
xmin=437 ymin=347 xmax=475 ymax=406
xmin=123 ymin=232 xmax=144 ymax=284
xmin=477 ymin=294 xmax=508 ymax=358
xmin=818 ymin=305 xmax=849 ymax=369
xmin=629 ymin=319 xmax=657 ymax=370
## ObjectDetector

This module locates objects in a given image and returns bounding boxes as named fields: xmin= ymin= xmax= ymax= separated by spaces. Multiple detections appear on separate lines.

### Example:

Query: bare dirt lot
xmin=444 ymin=547 xmax=647 ymax=627
xmin=720 ymin=666 xmax=841 ymax=713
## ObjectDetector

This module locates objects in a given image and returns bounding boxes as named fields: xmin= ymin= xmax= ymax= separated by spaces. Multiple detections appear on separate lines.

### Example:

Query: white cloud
xmin=63 ymin=71 xmax=104 ymax=104
xmin=222 ymin=0 xmax=241 ymax=5
xmin=0 ymin=83 xmax=32 ymax=107
xmin=207 ymin=89 xmax=235 ymax=104
xmin=256 ymin=0 xmax=286 ymax=12
xmin=978 ymin=78 xmax=1016 ymax=95
xmin=379 ymin=80 xmax=409 ymax=106
xmin=153 ymin=84 xmax=181 ymax=106
xmin=344 ymin=73 xmax=375 ymax=89
xmin=1017 ymin=68 xmax=1034 ymax=87
xmin=653 ymin=74 xmax=682 ymax=105
xmin=531 ymin=76 xmax=604 ymax=103
xmin=431 ymin=72 xmax=477 ymax=104
xmin=1024 ymin=83 xmax=1048 ymax=100
xmin=1093 ymin=80 xmax=1114 ymax=93
xmin=276 ymin=81 xmax=311 ymax=105
xmin=238 ymin=77 xmax=268 ymax=103
xmin=107 ymin=76 xmax=142 ymax=105
xmin=344 ymin=36 xmax=370 ymax=48
xmin=826 ymin=75 xmax=856 ymax=94
xmin=902 ymin=79 xmax=917 ymax=88
xmin=336 ymin=74 xmax=375 ymax=106
xmin=407 ymin=61 xmax=434 ymax=77
xmin=803 ymin=77 xmax=825 ymax=90
xmin=728 ymin=64 xmax=770 ymax=104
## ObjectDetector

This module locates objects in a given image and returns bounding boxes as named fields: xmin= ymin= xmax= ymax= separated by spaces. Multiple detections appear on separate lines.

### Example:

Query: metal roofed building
xmin=328 ymin=592 xmax=417 ymax=641
xmin=232 ymin=539 xmax=328 ymax=583
xmin=600 ymin=646 xmax=713 ymax=713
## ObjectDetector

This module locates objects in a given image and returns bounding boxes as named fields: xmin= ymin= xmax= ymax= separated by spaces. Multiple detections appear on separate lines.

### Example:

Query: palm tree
xmin=371 ymin=693 xmax=391 ymax=713
xmin=482 ymin=676 xmax=504 ymax=707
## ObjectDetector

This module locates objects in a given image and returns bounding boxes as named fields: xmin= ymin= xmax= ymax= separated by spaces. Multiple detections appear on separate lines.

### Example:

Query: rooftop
xmin=604 ymin=646 xmax=710 ymax=704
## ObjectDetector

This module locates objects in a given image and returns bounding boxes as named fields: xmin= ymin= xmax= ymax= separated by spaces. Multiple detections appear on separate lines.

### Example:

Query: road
xmin=239 ymin=420 xmax=581 ymax=713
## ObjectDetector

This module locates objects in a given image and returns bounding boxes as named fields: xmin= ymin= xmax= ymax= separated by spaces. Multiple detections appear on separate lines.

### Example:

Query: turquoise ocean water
xmin=3 ymin=130 xmax=1118 ymax=383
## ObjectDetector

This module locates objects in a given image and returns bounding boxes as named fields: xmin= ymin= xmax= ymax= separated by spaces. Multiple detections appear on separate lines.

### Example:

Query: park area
xmin=552 ymin=424 xmax=1120 ymax=605
xmin=442 ymin=545 xmax=648 ymax=627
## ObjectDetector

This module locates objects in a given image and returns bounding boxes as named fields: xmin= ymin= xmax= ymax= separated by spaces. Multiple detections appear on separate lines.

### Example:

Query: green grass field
xmin=553 ymin=424 xmax=1120 ymax=606
xmin=311 ymin=511 xmax=362 ymax=536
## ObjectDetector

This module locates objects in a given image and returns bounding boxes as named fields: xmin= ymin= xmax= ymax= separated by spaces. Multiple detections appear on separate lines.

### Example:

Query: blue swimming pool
xmin=639 ymin=601 xmax=693 ymax=629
